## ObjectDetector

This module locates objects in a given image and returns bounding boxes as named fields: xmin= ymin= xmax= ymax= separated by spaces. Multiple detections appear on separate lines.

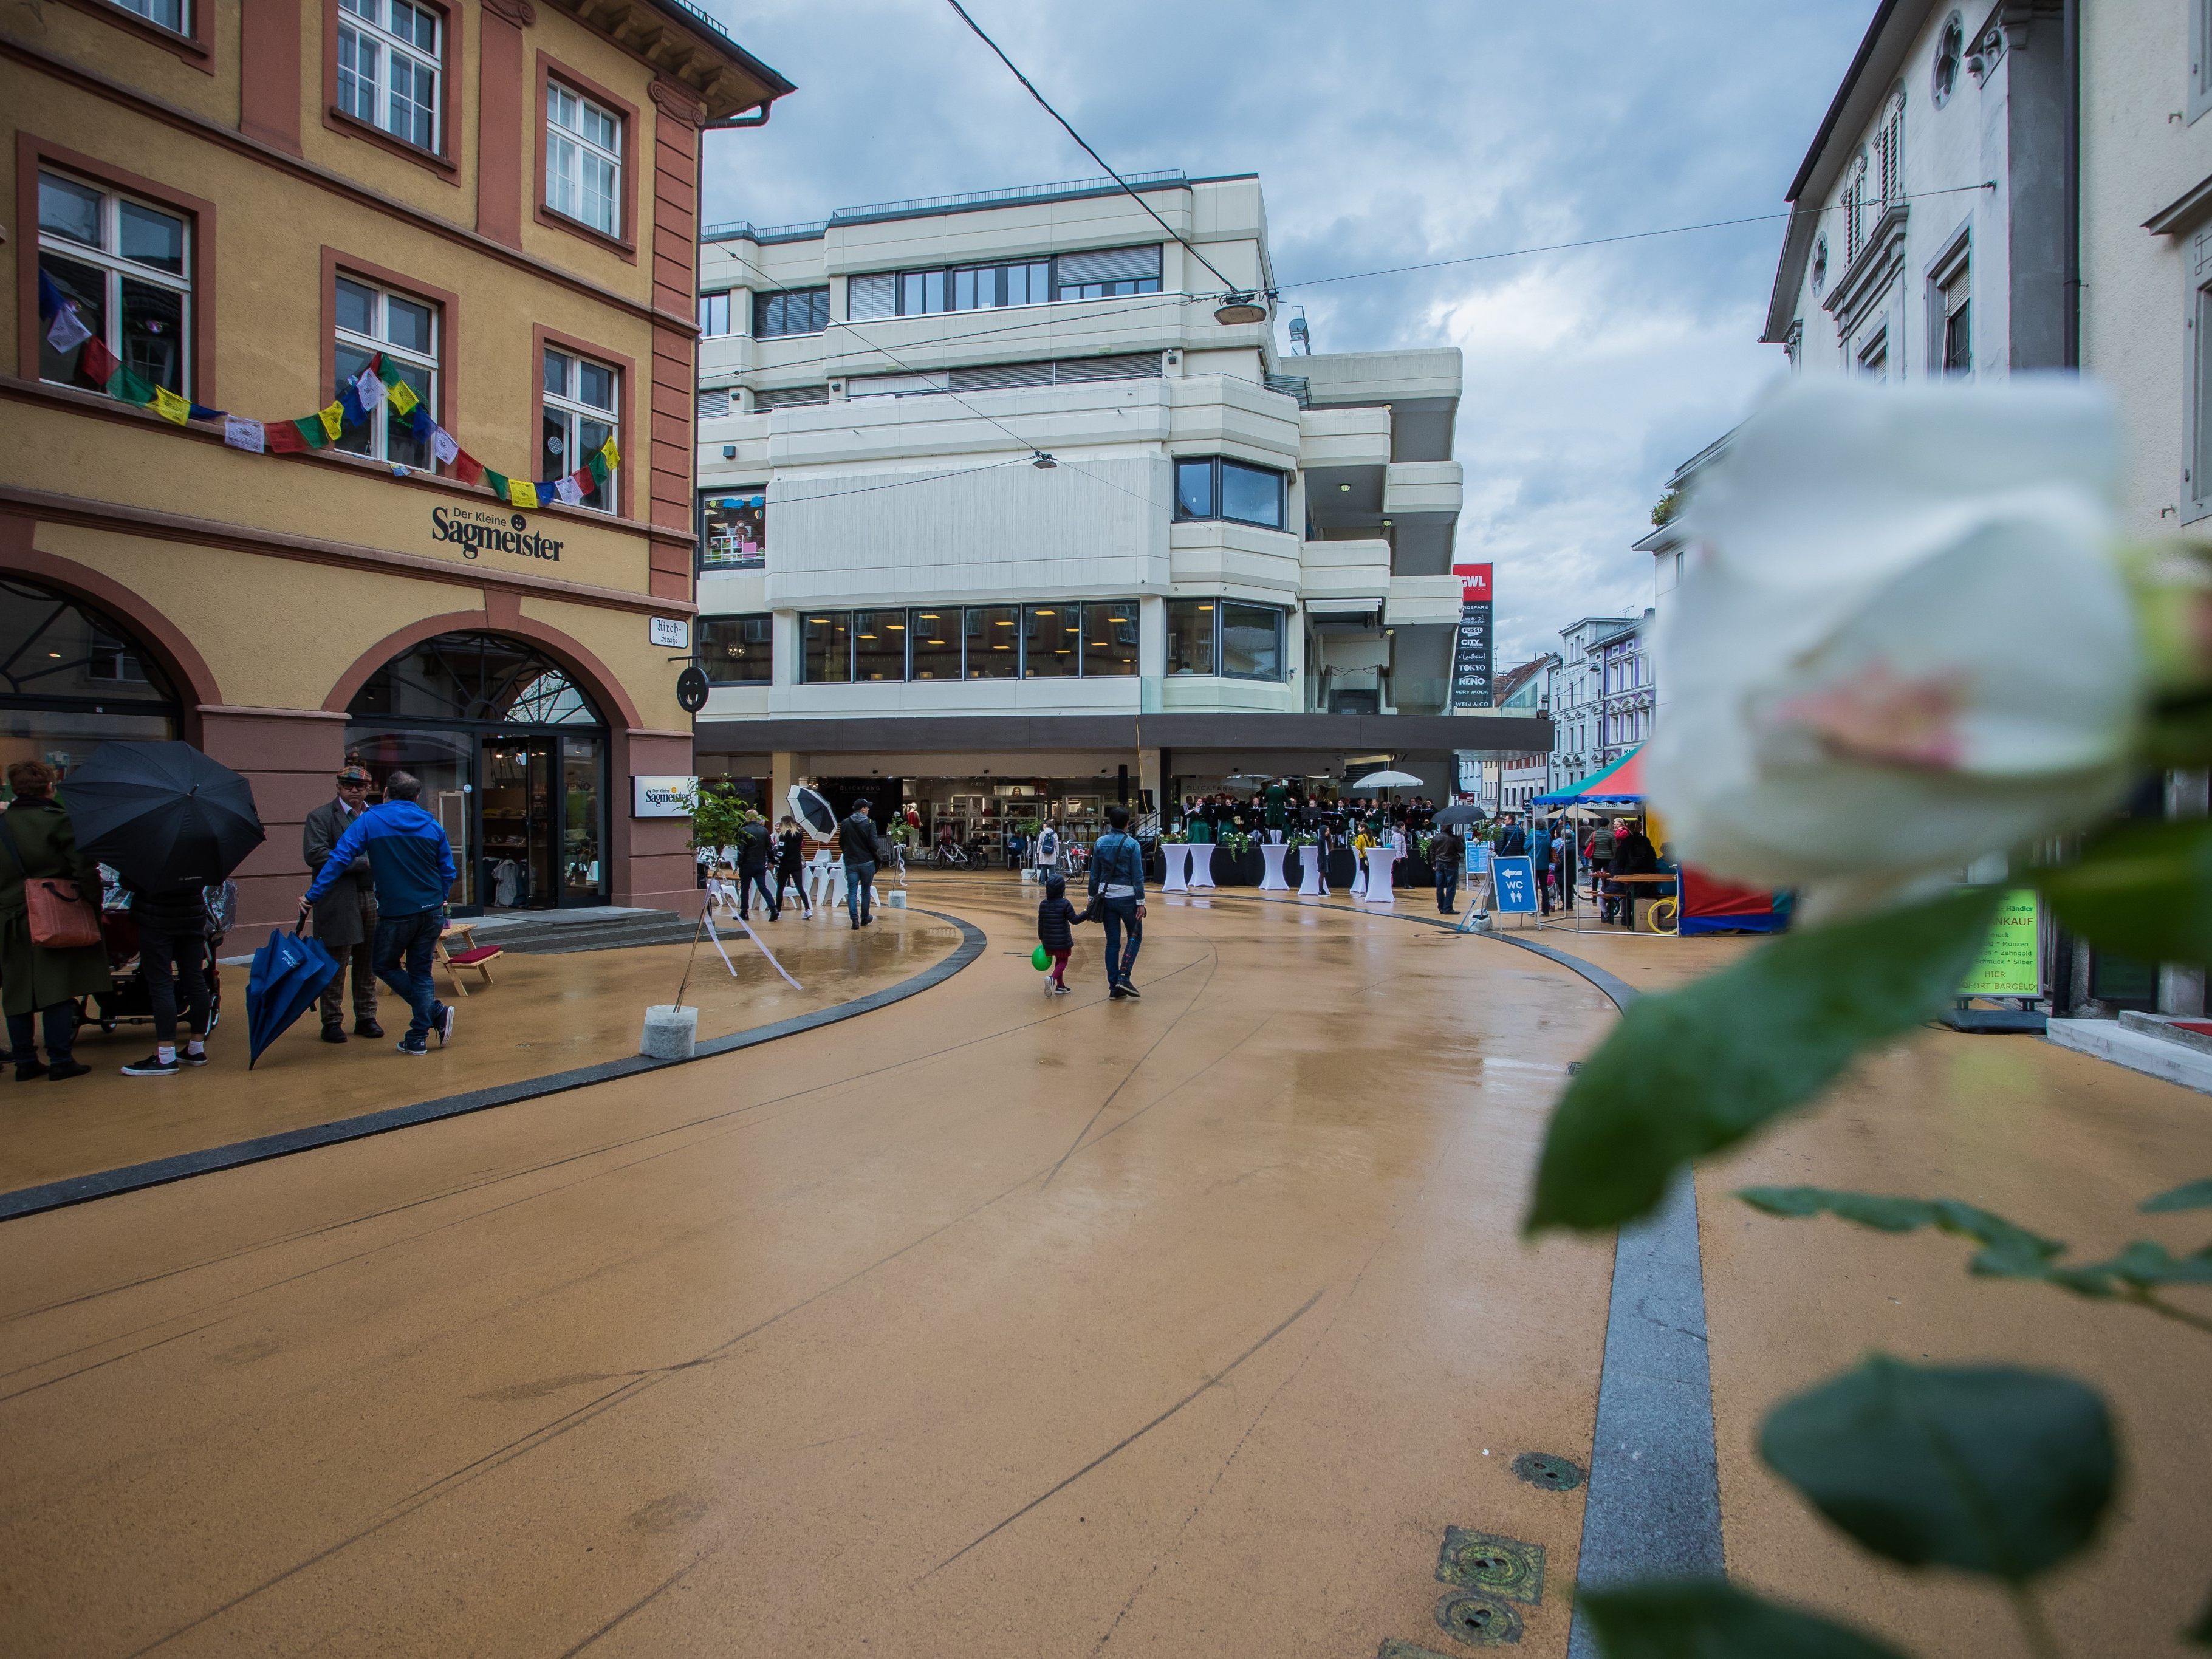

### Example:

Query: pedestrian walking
xmin=300 ymin=769 xmax=456 ymax=1056
xmin=1431 ymin=821 xmax=1464 ymax=915
xmin=832 ymin=798 xmax=888 ymax=929
xmin=1087 ymin=802 xmax=1146 ymax=999
xmin=1552 ymin=821 xmax=1578 ymax=912
xmin=1034 ymin=818 xmax=1061 ymax=875
xmin=1034 ymin=871 xmax=1087 ymax=994
xmin=118 ymin=878 xmax=213 ymax=1076
xmin=1 ymin=759 xmax=106 ymax=1081
xmin=773 ymin=816 xmax=813 ymax=917
xmin=1496 ymin=813 xmax=1528 ymax=858
xmin=734 ymin=810 xmax=779 ymax=921
xmin=301 ymin=763 xmax=380 ymax=1043
xmin=1586 ymin=823 xmax=1617 ymax=922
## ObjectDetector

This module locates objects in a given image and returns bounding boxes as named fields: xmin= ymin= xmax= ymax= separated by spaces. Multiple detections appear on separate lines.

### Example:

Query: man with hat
xmin=301 ymin=761 xmax=381 ymax=1042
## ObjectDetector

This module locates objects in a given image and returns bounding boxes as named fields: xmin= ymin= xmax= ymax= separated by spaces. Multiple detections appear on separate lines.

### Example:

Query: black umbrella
xmin=64 ymin=741 xmax=265 ymax=891
xmin=788 ymin=784 xmax=839 ymax=841
xmin=1434 ymin=802 xmax=1486 ymax=829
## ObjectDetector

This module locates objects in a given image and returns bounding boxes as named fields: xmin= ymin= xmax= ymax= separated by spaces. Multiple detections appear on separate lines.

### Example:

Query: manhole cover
xmin=1435 ymin=1527 xmax=1544 ymax=1604
xmin=1511 ymin=1452 xmax=1584 ymax=1492
xmin=1433 ymin=1590 xmax=1524 ymax=1647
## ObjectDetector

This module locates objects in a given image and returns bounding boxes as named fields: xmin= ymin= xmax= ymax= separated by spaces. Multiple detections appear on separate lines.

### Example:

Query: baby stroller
xmin=83 ymin=876 xmax=233 ymax=1036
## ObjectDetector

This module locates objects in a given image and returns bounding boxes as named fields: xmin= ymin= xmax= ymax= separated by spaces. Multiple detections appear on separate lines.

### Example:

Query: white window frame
xmin=546 ymin=82 xmax=622 ymax=238
xmin=2185 ymin=229 xmax=2212 ymax=524
xmin=544 ymin=346 xmax=619 ymax=515
xmin=113 ymin=0 xmax=189 ymax=36
xmin=697 ymin=290 xmax=732 ymax=337
xmin=337 ymin=0 xmax=442 ymax=154
xmin=35 ymin=168 xmax=193 ymax=399
xmin=334 ymin=272 xmax=439 ymax=468
xmin=2193 ymin=0 xmax=2212 ymax=125
xmin=1927 ymin=227 xmax=1971 ymax=378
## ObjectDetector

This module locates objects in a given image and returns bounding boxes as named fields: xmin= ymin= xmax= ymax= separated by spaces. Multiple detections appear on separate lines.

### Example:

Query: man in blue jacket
xmin=300 ymin=770 xmax=457 ymax=1056
xmin=1086 ymin=802 xmax=1147 ymax=1000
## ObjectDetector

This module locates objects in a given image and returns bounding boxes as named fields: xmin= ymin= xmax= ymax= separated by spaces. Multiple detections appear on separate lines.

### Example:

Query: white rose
xmin=1650 ymin=377 xmax=2143 ymax=917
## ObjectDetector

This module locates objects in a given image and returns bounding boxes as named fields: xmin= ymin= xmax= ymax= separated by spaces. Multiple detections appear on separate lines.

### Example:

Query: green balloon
xmin=1032 ymin=944 xmax=1050 ymax=971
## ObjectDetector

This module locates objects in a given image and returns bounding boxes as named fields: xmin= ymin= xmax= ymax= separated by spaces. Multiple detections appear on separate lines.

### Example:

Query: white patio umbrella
xmin=1350 ymin=768 xmax=1423 ymax=790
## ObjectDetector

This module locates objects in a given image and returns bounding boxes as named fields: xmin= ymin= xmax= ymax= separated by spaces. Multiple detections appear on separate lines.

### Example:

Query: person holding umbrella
xmin=0 ymin=760 xmax=106 ymax=1082
xmin=302 ymin=764 xmax=380 ymax=1044
xmin=300 ymin=770 xmax=457 ymax=1055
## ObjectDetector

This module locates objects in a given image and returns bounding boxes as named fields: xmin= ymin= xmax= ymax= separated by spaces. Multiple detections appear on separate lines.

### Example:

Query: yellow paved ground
xmin=1 ymin=906 xmax=962 ymax=1192
xmin=0 ymin=883 xmax=1621 ymax=1658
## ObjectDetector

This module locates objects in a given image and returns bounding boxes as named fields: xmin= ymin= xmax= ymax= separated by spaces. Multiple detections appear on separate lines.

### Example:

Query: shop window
xmin=853 ymin=609 xmax=906 ymax=682
xmin=965 ymin=605 xmax=1021 ymax=679
xmin=909 ymin=609 xmax=960 ymax=680
xmin=698 ymin=290 xmax=732 ymax=337
xmin=546 ymin=78 xmax=621 ymax=237
xmin=801 ymin=613 xmax=851 ymax=683
xmin=754 ymin=287 xmax=829 ymax=338
xmin=697 ymin=614 xmax=770 ymax=683
xmin=699 ymin=489 xmax=764 ymax=568
xmin=337 ymin=0 xmax=442 ymax=152
xmin=36 ymin=169 xmax=191 ymax=397
xmin=1173 ymin=457 xmax=1287 ymax=530
xmin=542 ymin=346 xmax=617 ymax=511
xmin=1166 ymin=599 xmax=1216 ymax=676
xmin=334 ymin=272 xmax=437 ymax=469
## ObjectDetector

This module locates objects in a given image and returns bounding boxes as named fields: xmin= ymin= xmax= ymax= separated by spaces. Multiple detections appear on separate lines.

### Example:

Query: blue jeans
xmin=374 ymin=908 xmax=445 ymax=1042
xmin=846 ymin=859 xmax=877 ymax=923
xmin=1436 ymin=868 xmax=1459 ymax=912
xmin=1100 ymin=896 xmax=1142 ymax=987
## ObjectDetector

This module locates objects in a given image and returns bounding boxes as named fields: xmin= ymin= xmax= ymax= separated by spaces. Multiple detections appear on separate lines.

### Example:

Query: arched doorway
xmin=346 ymin=631 xmax=609 ymax=912
xmin=1 ymin=576 xmax=182 ymax=795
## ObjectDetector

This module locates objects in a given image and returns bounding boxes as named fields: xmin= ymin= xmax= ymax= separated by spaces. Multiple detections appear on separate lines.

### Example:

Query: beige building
xmin=2 ymin=0 xmax=788 ymax=923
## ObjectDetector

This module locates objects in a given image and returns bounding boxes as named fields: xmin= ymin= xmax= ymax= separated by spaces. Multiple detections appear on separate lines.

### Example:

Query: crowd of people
xmin=1491 ymin=810 xmax=1670 ymax=924
xmin=1170 ymin=788 xmax=1448 ymax=844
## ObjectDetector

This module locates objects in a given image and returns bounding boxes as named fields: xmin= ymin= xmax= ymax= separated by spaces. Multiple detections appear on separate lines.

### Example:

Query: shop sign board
xmin=429 ymin=505 xmax=564 ymax=563
xmin=649 ymin=617 xmax=690 ymax=649
xmin=1491 ymin=854 xmax=1538 ymax=912
xmin=632 ymin=775 xmax=697 ymax=818
xmin=1449 ymin=562 xmax=1494 ymax=709
xmin=1959 ymin=888 xmax=2041 ymax=997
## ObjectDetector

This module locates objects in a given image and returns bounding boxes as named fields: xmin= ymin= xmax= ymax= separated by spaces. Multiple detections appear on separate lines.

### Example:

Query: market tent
xmin=1530 ymin=745 xmax=1645 ymax=808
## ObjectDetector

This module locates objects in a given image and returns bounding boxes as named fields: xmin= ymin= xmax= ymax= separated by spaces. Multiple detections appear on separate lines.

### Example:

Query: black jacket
xmin=128 ymin=882 xmax=208 ymax=936
xmin=1497 ymin=824 xmax=1528 ymax=857
xmin=734 ymin=821 xmax=773 ymax=873
xmin=837 ymin=813 xmax=887 ymax=866
xmin=774 ymin=829 xmax=805 ymax=872
xmin=1612 ymin=833 xmax=1659 ymax=877
xmin=1036 ymin=896 xmax=1084 ymax=952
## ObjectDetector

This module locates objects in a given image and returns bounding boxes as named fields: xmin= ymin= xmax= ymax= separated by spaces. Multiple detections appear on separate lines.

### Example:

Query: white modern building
xmin=1762 ymin=0 xmax=2073 ymax=382
xmin=687 ymin=170 xmax=1545 ymax=847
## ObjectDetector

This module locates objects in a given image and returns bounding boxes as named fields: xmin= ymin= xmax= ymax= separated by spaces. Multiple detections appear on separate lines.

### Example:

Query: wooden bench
xmin=437 ymin=923 xmax=502 ymax=996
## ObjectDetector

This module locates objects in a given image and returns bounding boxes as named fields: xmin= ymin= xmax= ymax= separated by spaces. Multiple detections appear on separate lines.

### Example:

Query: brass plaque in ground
xmin=1432 ymin=1590 xmax=1524 ymax=1647
xmin=1434 ymin=1527 xmax=1544 ymax=1604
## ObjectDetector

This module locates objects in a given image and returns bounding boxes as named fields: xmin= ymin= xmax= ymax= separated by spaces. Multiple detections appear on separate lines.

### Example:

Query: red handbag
xmin=1 ymin=815 xmax=104 ymax=949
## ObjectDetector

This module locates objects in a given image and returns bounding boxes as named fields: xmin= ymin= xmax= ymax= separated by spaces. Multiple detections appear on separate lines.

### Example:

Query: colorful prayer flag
xmin=452 ymin=448 xmax=484 ymax=485
xmin=264 ymin=421 xmax=307 ymax=453
xmin=111 ymin=366 xmax=157 ymax=406
xmin=430 ymin=425 xmax=460 ymax=468
xmin=317 ymin=402 xmax=345 ymax=441
xmin=337 ymin=387 xmax=366 ymax=428
xmin=188 ymin=403 xmax=224 ymax=422
xmin=223 ymin=416 xmax=266 ymax=453
xmin=387 ymin=378 xmax=419 ymax=417
xmin=552 ymin=476 xmax=583 ymax=507
xmin=79 ymin=337 xmax=120 ymax=388
xmin=353 ymin=366 xmax=387 ymax=411
xmin=506 ymin=478 xmax=540 ymax=510
xmin=295 ymin=415 xmax=331 ymax=450
xmin=152 ymin=386 xmax=193 ymax=426
xmin=481 ymin=465 xmax=509 ymax=498
xmin=46 ymin=309 xmax=93 ymax=360
xmin=598 ymin=437 xmax=620 ymax=471
xmin=587 ymin=449 xmax=612 ymax=488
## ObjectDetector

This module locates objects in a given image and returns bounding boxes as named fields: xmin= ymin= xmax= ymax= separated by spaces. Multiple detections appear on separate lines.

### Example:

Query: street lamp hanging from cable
xmin=1213 ymin=293 xmax=1269 ymax=326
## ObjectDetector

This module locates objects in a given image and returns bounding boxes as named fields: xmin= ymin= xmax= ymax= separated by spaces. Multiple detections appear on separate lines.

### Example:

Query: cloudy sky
xmin=693 ymin=0 xmax=1874 ymax=666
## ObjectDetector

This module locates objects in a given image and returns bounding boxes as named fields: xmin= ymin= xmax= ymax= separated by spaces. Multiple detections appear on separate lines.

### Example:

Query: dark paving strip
xmin=1478 ymin=931 xmax=1725 ymax=1649
xmin=0 ymin=912 xmax=987 ymax=1225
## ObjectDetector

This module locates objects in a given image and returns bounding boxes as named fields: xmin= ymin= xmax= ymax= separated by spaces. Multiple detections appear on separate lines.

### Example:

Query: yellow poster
xmin=1959 ymin=889 xmax=2041 ymax=997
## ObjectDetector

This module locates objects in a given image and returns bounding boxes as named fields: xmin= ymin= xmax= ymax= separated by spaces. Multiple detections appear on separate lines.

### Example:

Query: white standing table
xmin=1163 ymin=843 xmax=1192 ymax=892
xmin=1258 ymin=841 xmax=1292 ymax=892
xmin=1363 ymin=847 xmax=1399 ymax=905
xmin=1187 ymin=843 xmax=1217 ymax=889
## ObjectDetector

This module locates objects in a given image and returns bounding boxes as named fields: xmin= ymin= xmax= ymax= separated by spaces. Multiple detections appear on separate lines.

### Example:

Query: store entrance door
xmin=479 ymin=736 xmax=556 ymax=909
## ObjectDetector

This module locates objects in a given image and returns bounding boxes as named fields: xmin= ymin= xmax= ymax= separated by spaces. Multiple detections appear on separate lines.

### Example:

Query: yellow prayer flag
xmin=388 ymin=378 xmax=420 ymax=416
xmin=507 ymin=478 xmax=540 ymax=510
xmin=318 ymin=402 xmax=345 ymax=441
xmin=598 ymin=437 xmax=620 ymax=471
xmin=151 ymin=386 xmax=192 ymax=426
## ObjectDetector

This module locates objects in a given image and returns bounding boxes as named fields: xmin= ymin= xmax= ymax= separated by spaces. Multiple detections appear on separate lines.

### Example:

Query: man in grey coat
xmin=303 ymin=764 xmax=380 ymax=1042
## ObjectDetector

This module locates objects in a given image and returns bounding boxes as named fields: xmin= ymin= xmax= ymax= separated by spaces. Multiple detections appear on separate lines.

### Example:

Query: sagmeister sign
xmin=430 ymin=505 xmax=565 ymax=563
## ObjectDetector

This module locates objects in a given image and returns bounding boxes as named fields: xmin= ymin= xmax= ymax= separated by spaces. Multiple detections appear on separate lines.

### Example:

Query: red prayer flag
xmin=79 ymin=337 xmax=120 ymax=388
xmin=263 ymin=421 xmax=308 ymax=453
xmin=451 ymin=448 xmax=485 ymax=485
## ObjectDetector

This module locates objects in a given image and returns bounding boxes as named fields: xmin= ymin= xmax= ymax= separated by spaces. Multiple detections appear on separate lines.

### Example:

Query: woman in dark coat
xmin=772 ymin=816 xmax=813 ymax=918
xmin=1 ymin=759 xmax=109 ymax=1081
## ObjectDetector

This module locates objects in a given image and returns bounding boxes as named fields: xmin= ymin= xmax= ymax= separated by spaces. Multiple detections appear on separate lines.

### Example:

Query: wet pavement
xmin=1 ymin=881 xmax=2205 ymax=1656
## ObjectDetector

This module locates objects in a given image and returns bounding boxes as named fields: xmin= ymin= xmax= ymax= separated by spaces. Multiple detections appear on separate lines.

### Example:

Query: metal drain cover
xmin=1435 ymin=1527 xmax=1544 ymax=1604
xmin=1433 ymin=1590 xmax=1525 ymax=1647
xmin=1510 ymin=1451 xmax=1584 ymax=1492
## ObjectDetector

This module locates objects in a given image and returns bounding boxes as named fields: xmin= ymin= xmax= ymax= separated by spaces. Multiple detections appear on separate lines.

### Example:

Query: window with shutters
xmin=2188 ymin=230 xmax=2212 ymax=523
xmin=1931 ymin=242 xmax=1971 ymax=377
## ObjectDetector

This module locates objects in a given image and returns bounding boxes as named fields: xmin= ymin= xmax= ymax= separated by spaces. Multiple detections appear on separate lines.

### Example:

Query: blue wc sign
xmin=1490 ymin=855 xmax=1538 ymax=914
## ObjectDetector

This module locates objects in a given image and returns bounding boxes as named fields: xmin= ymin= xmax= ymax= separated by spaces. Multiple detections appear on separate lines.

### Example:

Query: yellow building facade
xmin=2 ymin=0 xmax=788 ymax=922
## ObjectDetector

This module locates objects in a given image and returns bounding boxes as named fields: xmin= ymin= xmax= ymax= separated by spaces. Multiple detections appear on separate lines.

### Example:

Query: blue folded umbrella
xmin=246 ymin=926 xmax=340 ymax=1069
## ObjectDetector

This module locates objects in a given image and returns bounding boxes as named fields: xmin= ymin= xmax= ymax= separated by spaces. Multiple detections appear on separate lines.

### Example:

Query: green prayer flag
xmin=293 ymin=416 xmax=330 ymax=450
xmin=587 ymin=450 xmax=612 ymax=487
xmin=482 ymin=466 xmax=510 ymax=499
xmin=107 ymin=366 xmax=157 ymax=406
xmin=375 ymin=354 xmax=407 ymax=389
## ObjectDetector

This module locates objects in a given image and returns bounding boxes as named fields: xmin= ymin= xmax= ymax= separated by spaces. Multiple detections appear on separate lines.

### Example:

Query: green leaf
xmin=1581 ymin=1579 xmax=1911 ymax=1658
xmin=2080 ymin=1240 xmax=2212 ymax=1288
xmin=2143 ymin=1178 xmax=2212 ymax=1213
xmin=1736 ymin=1188 xmax=2068 ymax=1263
xmin=1760 ymin=1355 xmax=2116 ymax=1582
xmin=1525 ymin=888 xmax=2001 ymax=1234
xmin=2036 ymin=818 xmax=2212 ymax=963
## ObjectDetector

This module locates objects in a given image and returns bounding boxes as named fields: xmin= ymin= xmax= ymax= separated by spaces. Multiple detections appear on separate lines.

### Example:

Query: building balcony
xmin=1383 ymin=575 xmax=1460 ymax=627
xmin=1297 ymin=537 xmax=1391 ymax=605
xmin=1296 ymin=405 xmax=1391 ymax=470
xmin=1383 ymin=460 xmax=1464 ymax=518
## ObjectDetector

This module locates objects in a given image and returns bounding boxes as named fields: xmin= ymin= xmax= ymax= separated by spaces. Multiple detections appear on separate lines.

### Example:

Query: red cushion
xmin=448 ymin=946 xmax=502 ymax=965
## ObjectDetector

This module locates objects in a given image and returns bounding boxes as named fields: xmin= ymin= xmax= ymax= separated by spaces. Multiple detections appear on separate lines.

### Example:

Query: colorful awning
xmin=1529 ymin=744 xmax=1645 ymax=806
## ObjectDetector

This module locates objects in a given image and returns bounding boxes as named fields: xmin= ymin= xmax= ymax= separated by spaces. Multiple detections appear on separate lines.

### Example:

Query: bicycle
xmin=932 ymin=840 xmax=970 ymax=869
